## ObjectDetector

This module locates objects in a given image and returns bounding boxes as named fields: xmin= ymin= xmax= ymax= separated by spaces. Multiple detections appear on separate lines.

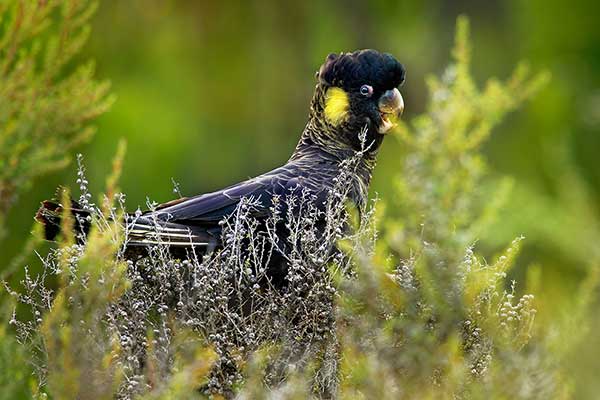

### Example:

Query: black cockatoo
xmin=36 ymin=50 xmax=405 ymax=275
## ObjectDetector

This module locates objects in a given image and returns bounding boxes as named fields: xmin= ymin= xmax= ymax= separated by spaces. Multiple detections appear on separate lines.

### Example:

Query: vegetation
xmin=0 ymin=2 xmax=598 ymax=400
xmin=0 ymin=0 xmax=112 ymax=240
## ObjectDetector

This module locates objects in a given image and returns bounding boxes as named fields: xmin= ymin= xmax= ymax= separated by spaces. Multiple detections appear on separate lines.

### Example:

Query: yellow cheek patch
xmin=324 ymin=87 xmax=349 ymax=126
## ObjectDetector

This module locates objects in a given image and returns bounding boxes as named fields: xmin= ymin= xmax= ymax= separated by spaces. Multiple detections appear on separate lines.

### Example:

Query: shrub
xmin=0 ymin=0 xmax=112 ymax=239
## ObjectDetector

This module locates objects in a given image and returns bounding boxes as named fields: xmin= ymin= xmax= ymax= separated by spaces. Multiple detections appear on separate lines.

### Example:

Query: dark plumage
xmin=318 ymin=50 xmax=405 ymax=92
xmin=36 ymin=50 xmax=405 ymax=278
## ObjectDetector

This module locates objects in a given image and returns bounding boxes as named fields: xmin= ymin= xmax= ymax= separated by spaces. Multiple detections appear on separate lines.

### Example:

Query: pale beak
xmin=377 ymin=88 xmax=404 ymax=134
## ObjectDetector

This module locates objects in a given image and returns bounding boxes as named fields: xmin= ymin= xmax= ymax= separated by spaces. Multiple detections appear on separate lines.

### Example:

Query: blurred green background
xmin=2 ymin=0 xmax=599 ymax=362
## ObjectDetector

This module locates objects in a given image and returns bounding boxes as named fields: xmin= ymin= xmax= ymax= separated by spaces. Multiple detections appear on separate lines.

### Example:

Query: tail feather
xmin=35 ymin=196 xmax=213 ymax=255
xmin=35 ymin=198 xmax=91 ymax=242
xmin=125 ymin=216 xmax=212 ymax=248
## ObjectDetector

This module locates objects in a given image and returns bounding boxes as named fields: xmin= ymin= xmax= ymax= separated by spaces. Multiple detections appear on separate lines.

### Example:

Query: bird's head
xmin=310 ymin=49 xmax=405 ymax=152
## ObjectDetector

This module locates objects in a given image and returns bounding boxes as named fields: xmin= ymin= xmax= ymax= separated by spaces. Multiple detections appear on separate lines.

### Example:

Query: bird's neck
xmin=290 ymin=116 xmax=379 ymax=193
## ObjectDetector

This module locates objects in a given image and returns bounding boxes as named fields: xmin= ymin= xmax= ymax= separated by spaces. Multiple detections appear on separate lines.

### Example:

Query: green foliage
xmin=0 ymin=0 xmax=112 ymax=238
xmin=41 ymin=186 xmax=128 ymax=399
xmin=392 ymin=17 xmax=548 ymax=258
xmin=0 ymin=324 xmax=32 ymax=400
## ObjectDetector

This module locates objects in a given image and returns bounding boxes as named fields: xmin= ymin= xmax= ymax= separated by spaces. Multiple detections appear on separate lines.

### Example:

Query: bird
xmin=36 ymin=49 xmax=405 ymax=282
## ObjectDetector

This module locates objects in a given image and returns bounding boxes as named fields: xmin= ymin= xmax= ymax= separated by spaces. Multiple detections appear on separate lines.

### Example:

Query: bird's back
xmin=125 ymin=151 xmax=347 ymax=254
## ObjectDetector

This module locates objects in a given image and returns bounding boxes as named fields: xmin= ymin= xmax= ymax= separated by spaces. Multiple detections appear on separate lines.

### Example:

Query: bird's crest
xmin=317 ymin=50 xmax=405 ymax=91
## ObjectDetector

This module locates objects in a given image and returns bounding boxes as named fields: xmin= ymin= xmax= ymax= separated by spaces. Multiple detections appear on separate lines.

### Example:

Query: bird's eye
xmin=360 ymin=84 xmax=373 ymax=97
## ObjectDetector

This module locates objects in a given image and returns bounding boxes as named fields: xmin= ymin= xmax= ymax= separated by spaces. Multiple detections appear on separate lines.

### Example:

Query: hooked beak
xmin=377 ymin=88 xmax=404 ymax=134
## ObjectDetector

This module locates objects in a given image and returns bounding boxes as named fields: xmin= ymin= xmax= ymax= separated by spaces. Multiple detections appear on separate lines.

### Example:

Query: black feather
xmin=318 ymin=49 xmax=405 ymax=92
xmin=35 ymin=198 xmax=91 ymax=242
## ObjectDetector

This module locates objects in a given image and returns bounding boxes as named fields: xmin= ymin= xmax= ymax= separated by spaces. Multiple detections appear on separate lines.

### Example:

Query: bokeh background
xmin=2 ymin=0 xmax=599 ymax=394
